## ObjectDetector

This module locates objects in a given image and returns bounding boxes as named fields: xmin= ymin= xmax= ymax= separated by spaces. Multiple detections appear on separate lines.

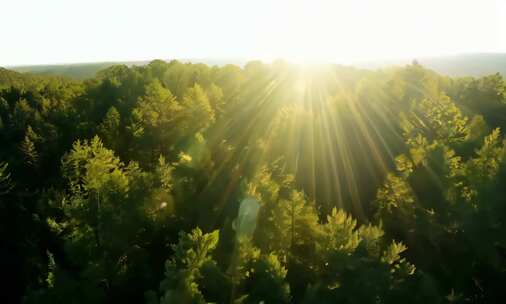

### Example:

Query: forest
xmin=1 ymin=59 xmax=506 ymax=303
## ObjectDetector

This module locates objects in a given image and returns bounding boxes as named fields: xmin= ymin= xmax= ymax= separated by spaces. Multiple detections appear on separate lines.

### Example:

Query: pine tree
xmin=157 ymin=228 xmax=220 ymax=304
xmin=0 ymin=161 xmax=13 ymax=195
xmin=20 ymin=126 xmax=39 ymax=167
xmin=98 ymin=106 xmax=120 ymax=150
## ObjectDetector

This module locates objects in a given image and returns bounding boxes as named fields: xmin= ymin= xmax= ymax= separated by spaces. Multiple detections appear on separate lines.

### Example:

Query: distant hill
xmin=10 ymin=62 xmax=137 ymax=80
xmin=6 ymin=53 xmax=506 ymax=79
xmin=354 ymin=53 xmax=506 ymax=77
xmin=7 ymin=58 xmax=246 ymax=80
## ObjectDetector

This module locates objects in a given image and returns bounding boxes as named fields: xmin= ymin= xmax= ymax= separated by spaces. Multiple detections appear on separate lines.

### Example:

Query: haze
xmin=1 ymin=0 xmax=506 ymax=66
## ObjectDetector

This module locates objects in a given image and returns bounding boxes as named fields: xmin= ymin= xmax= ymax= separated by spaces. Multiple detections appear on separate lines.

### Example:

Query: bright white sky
xmin=1 ymin=0 xmax=506 ymax=66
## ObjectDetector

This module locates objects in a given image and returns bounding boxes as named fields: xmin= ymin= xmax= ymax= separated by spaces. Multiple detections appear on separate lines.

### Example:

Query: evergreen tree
xmin=0 ymin=161 xmax=12 ymax=195
xmin=20 ymin=125 xmax=40 ymax=167
xmin=155 ymin=228 xmax=219 ymax=304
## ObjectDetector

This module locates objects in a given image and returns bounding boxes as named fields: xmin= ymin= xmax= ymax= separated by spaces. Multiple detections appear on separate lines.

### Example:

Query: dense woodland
xmin=11 ymin=54 xmax=506 ymax=80
xmin=1 ymin=59 xmax=506 ymax=303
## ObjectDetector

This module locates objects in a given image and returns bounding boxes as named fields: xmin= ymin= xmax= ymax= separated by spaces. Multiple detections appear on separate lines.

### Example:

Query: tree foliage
xmin=1 ymin=61 xmax=506 ymax=303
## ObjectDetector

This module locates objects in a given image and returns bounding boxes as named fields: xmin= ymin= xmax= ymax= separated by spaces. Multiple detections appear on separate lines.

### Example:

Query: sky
xmin=1 ymin=0 xmax=506 ymax=66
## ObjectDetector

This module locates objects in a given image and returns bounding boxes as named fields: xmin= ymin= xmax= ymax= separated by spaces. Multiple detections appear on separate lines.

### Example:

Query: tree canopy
xmin=1 ymin=60 xmax=506 ymax=303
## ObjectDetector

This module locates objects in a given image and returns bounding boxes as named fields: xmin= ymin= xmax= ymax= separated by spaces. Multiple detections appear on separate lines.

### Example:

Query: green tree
xmin=97 ymin=106 xmax=121 ymax=150
xmin=155 ymin=228 xmax=219 ymax=304
xmin=0 ymin=161 xmax=13 ymax=194
xmin=129 ymin=80 xmax=182 ymax=160
xmin=181 ymin=84 xmax=215 ymax=132
xmin=20 ymin=125 xmax=40 ymax=167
